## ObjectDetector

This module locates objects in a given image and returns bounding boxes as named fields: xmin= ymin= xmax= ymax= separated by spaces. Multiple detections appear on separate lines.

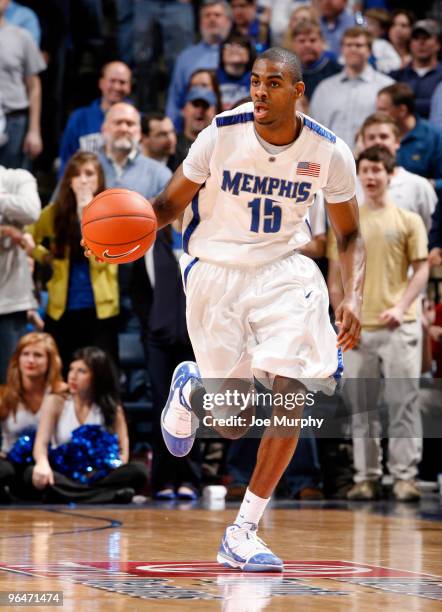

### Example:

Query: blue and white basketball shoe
xmin=217 ymin=523 xmax=284 ymax=572
xmin=161 ymin=361 xmax=201 ymax=458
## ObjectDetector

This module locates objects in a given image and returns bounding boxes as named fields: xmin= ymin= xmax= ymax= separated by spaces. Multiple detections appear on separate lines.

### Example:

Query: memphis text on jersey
xmin=221 ymin=170 xmax=312 ymax=202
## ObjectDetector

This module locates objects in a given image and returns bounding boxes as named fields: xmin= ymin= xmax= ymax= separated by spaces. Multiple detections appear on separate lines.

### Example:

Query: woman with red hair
xmin=0 ymin=332 xmax=64 ymax=501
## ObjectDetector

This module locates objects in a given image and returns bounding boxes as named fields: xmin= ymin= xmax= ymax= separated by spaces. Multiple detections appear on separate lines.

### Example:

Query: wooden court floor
xmin=0 ymin=500 xmax=441 ymax=611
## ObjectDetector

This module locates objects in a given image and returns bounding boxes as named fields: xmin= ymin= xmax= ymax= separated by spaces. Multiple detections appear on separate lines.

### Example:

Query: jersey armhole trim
xmin=216 ymin=112 xmax=254 ymax=127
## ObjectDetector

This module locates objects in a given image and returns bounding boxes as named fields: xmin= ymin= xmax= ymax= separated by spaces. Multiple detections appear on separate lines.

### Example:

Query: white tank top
xmin=1 ymin=403 xmax=41 ymax=453
xmin=52 ymin=396 xmax=104 ymax=447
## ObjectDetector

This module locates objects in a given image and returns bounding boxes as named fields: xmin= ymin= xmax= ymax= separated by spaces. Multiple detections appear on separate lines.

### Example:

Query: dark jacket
xmin=302 ymin=53 xmax=342 ymax=100
xmin=390 ymin=62 xmax=442 ymax=119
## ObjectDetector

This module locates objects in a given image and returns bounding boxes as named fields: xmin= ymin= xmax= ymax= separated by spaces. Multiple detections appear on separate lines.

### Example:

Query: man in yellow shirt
xmin=328 ymin=145 xmax=429 ymax=501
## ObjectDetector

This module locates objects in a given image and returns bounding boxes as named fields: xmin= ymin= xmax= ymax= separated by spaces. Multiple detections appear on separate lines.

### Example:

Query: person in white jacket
xmin=0 ymin=165 xmax=40 ymax=382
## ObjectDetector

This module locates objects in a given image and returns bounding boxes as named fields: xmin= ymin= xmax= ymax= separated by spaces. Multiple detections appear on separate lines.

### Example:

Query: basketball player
xmin=86 ymin=47 xmax=365 ymax=571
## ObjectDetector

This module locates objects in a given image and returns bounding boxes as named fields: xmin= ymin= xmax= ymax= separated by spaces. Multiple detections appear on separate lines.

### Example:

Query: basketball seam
xmin=82 ymin=214 xmax=155 ymax=227
xmin=84 ymin=228 xmax=156 ymax=247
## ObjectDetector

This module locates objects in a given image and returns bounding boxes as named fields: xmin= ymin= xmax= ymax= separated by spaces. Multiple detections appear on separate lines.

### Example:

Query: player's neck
xmin=254 ymin=113 xmax=301 ymax=146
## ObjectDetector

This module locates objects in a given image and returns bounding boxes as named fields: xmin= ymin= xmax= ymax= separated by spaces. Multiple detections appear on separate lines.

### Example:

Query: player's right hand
xmin=335 ymin=296 xmax=362 ymax=351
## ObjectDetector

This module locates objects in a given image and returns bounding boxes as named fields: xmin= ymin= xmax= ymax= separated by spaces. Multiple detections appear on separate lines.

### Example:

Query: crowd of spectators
xmin=1 ymin=0 xmax=442 ymax=505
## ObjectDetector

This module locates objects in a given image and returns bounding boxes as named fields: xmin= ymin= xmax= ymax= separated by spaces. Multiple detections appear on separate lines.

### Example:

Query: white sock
xmin=234 ymin=488 xmax=270 ymax=529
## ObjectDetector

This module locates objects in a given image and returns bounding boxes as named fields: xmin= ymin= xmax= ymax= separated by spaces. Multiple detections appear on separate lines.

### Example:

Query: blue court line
xmin=0 ymin=507 xmax=121 ymax=539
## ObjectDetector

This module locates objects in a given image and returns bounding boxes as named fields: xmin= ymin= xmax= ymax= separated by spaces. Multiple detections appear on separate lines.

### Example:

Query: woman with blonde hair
xmin=27 ymin=151 xmax=119 ymax=371
xmin=0 ymin=332 xmax=64 ymax=501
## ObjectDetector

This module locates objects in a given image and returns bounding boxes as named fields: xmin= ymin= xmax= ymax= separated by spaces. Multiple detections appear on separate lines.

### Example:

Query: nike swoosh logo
xmin=305 ymin=290 xmax=313 ymax=299
xmin=102 ymin=244 xmax=141 ymax=260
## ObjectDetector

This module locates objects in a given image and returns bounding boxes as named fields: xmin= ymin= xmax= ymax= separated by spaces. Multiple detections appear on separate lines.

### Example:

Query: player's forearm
xmin=337 ymin=230 xmax=366 ymax=303
xmin=327 ymin=259 xmax=345 ymax=312
xmin=151 ymin=165 xmax=200 ymax=230
xmin=152 ymin=193 xmax=181 ymax=229
xmin=397 ymin=261 xmax=429 ymax=313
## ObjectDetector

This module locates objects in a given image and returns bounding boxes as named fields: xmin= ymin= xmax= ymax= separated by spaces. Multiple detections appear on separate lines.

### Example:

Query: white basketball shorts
xmin=180 ymin=251 xmax=341 ymax=385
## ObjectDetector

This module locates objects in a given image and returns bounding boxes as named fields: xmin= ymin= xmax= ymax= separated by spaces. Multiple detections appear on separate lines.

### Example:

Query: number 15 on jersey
xmin=248 ymin=198 xmax=282 ymax=233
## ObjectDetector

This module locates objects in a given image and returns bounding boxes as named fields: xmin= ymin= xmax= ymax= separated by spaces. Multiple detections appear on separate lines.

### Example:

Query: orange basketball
xmin=81 ymin=188 xmax=157 ymax=264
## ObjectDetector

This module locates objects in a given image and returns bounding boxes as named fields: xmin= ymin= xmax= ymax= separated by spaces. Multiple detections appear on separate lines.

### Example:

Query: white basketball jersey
xmin=182 ymin=102 xmax=356 ymax=266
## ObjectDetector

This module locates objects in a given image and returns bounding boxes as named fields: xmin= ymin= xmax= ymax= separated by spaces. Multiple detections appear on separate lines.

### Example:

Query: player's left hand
xmin=379 ymin=306 xmax=404 ymax=329
xmin=335 ymin=297 xmax=362 ymax=351
xmin=80 ymin=239 xmax=103 ymax=262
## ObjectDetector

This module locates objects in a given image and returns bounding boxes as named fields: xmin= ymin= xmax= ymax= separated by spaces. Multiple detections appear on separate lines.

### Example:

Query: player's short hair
xmin=257 ymin=47 xmax=303 ymax=83
xmin=141 ymin=111 xmax=168 ymax=136
xmin=360 ymin=112 xmax=400 ymax=140
xmin=342 ymin=26 xmax=373 ymax=50
xmin=378 ymin=83 xmax=415 ymax=114
xmin=290 ymin=19 xmax=323 ymax=40
xmin=357 ymin=145 xmax=396 ymax=174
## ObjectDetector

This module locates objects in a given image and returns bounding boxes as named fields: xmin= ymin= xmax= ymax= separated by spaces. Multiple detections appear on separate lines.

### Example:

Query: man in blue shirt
xmin=98 ymin=101 xmax=172 ymax=335
xmin=317 ymin=0 xmax=355 ymax=58
xmin=377 ymin=82 xmax=442 ymax=192
xmin=166 ymin=0 xmax=232 ymax=128
xmin=99 ymin=102 xmax=171 ymax=200
xmin=390 ymin=20 xmax=442 ymax=120
xmin=59 ymin=61 xmax=132 ymax=176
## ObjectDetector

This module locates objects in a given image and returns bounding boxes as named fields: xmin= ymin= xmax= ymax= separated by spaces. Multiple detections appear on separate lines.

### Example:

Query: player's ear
xmin=294 ymin=81 xmax=305 ymax=98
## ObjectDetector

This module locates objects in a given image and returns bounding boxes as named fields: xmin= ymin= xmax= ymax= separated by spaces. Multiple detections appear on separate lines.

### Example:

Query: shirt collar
xmin=340 ymin=64 xmax=374 ymax=82
xmin=105 ymin=146 xmax=138 ymax=167
xmin=404 ymin=115 xmax=426 ymax=141
xmin=200 ymin=39 xmax=220 ymax=51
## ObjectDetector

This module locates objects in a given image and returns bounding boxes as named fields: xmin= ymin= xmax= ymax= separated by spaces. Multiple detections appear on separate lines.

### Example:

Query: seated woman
xmin=25 ymin=346 xmax=148 ymax=503
xmin=27 ymin=151 xmax=119 ymax=372
xmin=0 ymin=332 xmax=64 ymax=501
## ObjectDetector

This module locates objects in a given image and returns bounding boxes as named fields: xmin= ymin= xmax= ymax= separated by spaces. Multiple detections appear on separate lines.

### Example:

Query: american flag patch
xmin=297 ymin=161 xmax=321 ymax=177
